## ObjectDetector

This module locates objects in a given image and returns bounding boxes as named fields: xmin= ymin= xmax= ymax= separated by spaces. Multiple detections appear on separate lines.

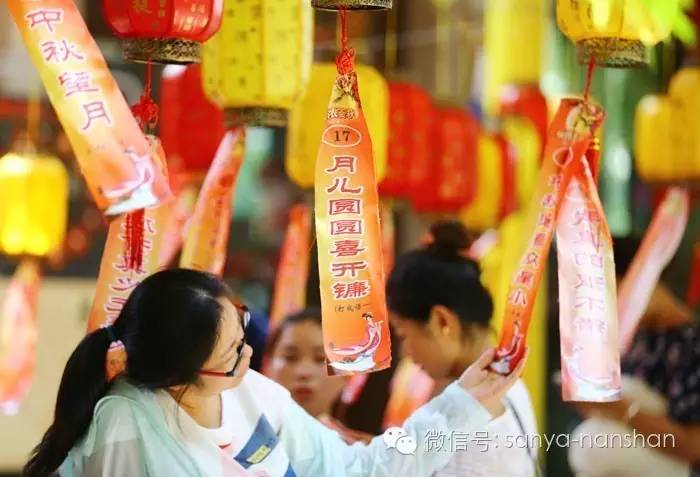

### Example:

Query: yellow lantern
xmin=635 ymin=68 xmax=700 ymax=182
xmin=557 ymin=0 xmax=682 ymax=67
xmin=285 ymin=62 xmax=388 ymax=188
xmin=483 ymin=0 xmax=546 ymax=115
xmin=634 ymin=94 xmax=675 ymax=182
xmin=669 ymin=68 xmax=700 ymax=179
xmin=201 ymin=0 xmax=313 ymax=127
xmin=460 ymin=134 xmax=503 ymax=230
xmin=502 ymin=116 xmax=541 ymax=211
xmin=0 ymin=152 xmax=69 ymax=257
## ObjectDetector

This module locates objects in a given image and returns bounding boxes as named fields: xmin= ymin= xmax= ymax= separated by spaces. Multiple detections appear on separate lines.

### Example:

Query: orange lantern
xmin=380 ymin=82 xmax=432 ymax=199
xmin=102 ymin=0 xmax=224 ymax=64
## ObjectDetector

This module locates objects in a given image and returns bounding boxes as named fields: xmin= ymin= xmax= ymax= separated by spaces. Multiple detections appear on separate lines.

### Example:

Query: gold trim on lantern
xmin=576 ymin=38 xmax=646 ymax=68
xmin=311 ymin=0 xmax=391 ymax=10
xmin=224 ymin=107 xmax=289 ymax=128
xmin=122 ymin=38 xmax=201 ymax=65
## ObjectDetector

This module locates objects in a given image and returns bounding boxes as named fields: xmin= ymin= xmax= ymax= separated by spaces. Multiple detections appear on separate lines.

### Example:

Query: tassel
xmin=125 ymin=209 xmax=145 ymax=272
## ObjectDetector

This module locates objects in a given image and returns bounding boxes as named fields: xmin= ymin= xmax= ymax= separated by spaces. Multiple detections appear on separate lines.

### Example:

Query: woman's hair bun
xmin=426 ymin=220 xmax=471 ymax=256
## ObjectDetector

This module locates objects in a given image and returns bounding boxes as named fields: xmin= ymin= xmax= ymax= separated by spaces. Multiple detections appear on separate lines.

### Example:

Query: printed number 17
xmin=334 ymin=130 xmax=351 ymax=143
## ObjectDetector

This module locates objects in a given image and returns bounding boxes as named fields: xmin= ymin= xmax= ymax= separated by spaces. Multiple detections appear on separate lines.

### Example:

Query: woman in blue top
xmin=24 ymin=268 xmax=525 ymax=477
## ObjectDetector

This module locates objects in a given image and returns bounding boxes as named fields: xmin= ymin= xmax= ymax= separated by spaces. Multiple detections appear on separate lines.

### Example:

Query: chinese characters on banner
xmin=86 ymin=137 xmax=175 ymax=333
xmin=180 ymin=129 xmax=246 ymax=276
xmin=0 ymin=260 xmax=41 ymax=415
xmin=491 ymin=99 xmax=620 ymax=401
xmin=617 ymin=187 xmax=689 ymax=353
xmin=7 ymin=0 xmax=170 ymax=214
xmin=269 ymin=204 xmax=312 ymax=331
xmin=557 ymin=162 xmax=620 ymax=402
xmin=315 ymin=69 xmax=391 ymax=376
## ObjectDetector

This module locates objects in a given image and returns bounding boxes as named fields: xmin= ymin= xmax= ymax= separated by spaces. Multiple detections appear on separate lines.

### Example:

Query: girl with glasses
xmin=24 ymin=268 xmax=525 ymax=477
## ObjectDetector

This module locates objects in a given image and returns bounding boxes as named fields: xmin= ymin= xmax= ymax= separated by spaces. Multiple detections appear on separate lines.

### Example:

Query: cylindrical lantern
xmin=311 ymin=0 xmax=391 ymax=11
xmin=286 ymin=62 xmax=388 ymax=188
xmin=411 ymin=107 xmax=478 ymax=213
xmin=461 ymin=134 xmax=503 ymax=230
xmin=0 ymin=152 xmax=69 ymax=257
xmin=502 ymin=115 xmax=541 ymax=211
xmin=557 ymin=0 xmax=682 ymax=67
xmin=669 ymin=67 xmax=700 ymax=179
xmin=483 ymin=0 xmax=546 ymax=115
xmin=202 ymin=0 xmax=313 ymax=128
xmin=380 ymin=82 xmax=432 ymax=199
xmin=496 ymin=134 xmax=517 ymax=219
xmin=102 ymin=0 xmax=223 ymax=64
xmin=160 ymin=64 xmax=225 ymax=183
xmin=500 ymin=84 xmax=548 ymax=157
xmin=634 ymin=94 xmax=675 ymax=182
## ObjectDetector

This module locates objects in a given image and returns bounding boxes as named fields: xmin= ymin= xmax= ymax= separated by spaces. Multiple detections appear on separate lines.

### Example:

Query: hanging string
xmin=131 ymin=60 xmax=159 ymax=131
xmin=336 ymin=9 xmax=356 ymax=75
xmin=583 ymin=56 xmax=596 ymax=103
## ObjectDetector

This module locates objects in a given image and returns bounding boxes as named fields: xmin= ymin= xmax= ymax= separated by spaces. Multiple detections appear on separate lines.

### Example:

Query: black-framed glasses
xmin=199 ymin=304 xmax=250 ymax=378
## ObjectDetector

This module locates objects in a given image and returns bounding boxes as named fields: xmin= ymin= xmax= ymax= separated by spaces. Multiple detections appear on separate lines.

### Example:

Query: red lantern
xmin=500 ymin=84 xmax=548 ymax=157
xmin=160 ymin=64 xmax=225 ymax=183
xmin=102 ymin=0 xmax=224 ymax=64
xmin=411 ymin=107 xmax=478 ymax=213
xmin=495 ymin=134 xmax=517 ymax=218
xmin=380 ymin=82 xmax=432 ymax=199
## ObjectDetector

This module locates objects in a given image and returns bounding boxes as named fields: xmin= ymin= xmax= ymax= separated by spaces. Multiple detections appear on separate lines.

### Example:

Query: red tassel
xmin=131 ymin=60 xmax=159 ymax=131
xmin=125 ymin=209 xmax=145 ymax=272
xmin=335 ymin=9 xmax=356 ymax=76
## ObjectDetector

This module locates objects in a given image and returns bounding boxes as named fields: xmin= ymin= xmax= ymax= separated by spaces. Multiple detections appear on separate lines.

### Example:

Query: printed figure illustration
xmin=103 ymin=148 xmax=157 ymax=215
xmin=491 ymin=321 xmax=524 ymax=374
xmin=327 ymin=312 xmax=382 ymax=373
xmin=562 ymin=344 xmax=621 ymax=401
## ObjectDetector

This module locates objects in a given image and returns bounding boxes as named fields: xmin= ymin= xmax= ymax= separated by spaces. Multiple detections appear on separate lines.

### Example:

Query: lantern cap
xmin=122 ymin=38 xmax=201 ymax=65
xmin=224 ymin=108 xmax=288 ymax=129
xmin=311 ymin=0 xmax=391 ymax=10
xmin=576 ymin=38 xmax=646 ymax=68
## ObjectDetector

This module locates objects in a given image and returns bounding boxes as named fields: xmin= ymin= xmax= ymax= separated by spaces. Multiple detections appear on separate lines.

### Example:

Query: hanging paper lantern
xmin=483 ymin=0 xmax=546 ymax=115
xmin=286 ymin=62 xmax=388 ymax=188
xmin=410 ymin=107 xmax=478 ymax=213
xmin=0 ymin=152 xmax=69 ymax=257
xmin=102 ymin=0 xmax=223 ymax=64
xmin=635 ymin=68 xmax=700 ymax=182
xmin=201 ymin=0 xmax=313 ymax=128
xmin=668 ymin=67 xmax=700 ymax=179
xmin=557 ymin=0 xmax=683 ymax=67
xmin=500 ymin=84 xmax=548 ymax=157
xmin=461 ymin=134 xmax=503 ymax=230
xmin=502 ymin=117 xmax=541 ymax=211
xmin=311 ymin=0 xmax=391 ymax=11
xmin=160 ymin=64 xmax=225 ymax=182
xmin=634 ymin=94 xmax=675 ymax=181
xmin=379 ymin=82 xmax=432 ymax=199
xmin=496 ymin=134 xmax=517 ymax=219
